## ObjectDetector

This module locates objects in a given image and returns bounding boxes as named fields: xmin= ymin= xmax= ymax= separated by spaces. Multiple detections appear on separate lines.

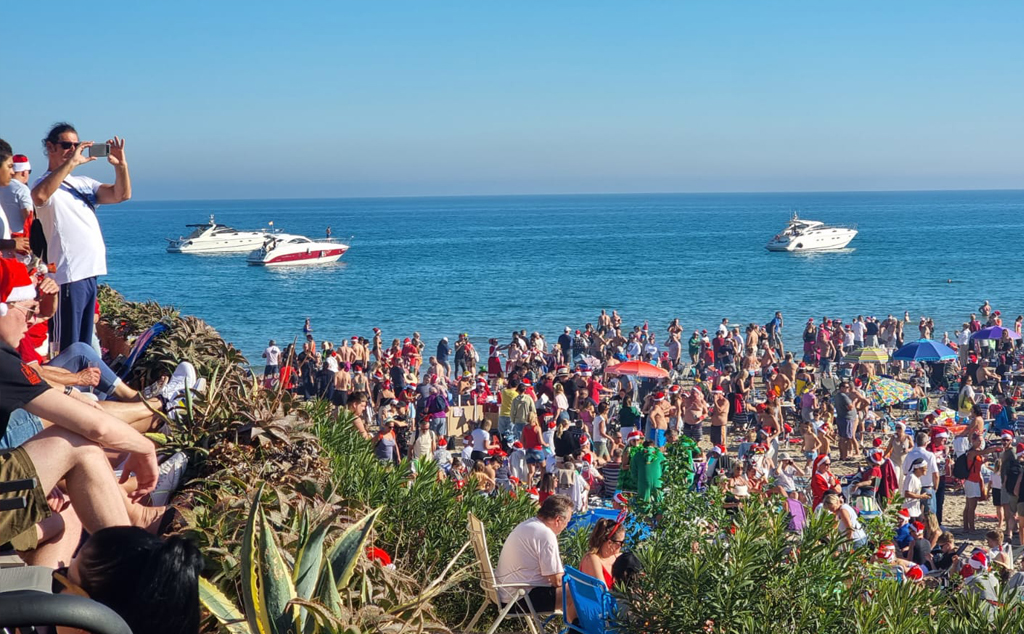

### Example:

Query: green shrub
xmin=312 ymin=402 xmax=538 ymax=628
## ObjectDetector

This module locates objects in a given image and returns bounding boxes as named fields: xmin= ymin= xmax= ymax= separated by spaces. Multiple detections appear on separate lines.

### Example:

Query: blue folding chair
xmin=561 ymin=565 xmax=617 ymax=634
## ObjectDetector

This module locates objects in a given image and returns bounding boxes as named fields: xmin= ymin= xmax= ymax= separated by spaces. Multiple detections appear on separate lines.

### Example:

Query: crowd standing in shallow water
xmin=265 ymin=303 xmax=1024 ymax=609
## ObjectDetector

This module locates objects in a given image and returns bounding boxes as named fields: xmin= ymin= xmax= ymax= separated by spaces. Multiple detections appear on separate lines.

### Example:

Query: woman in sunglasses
xmin=580 ymin=517 xmax=626 ymax=589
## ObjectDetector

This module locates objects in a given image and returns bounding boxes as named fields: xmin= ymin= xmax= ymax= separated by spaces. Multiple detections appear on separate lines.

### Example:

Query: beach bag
xmin=952 ymin=453 xmax=970 ymax=480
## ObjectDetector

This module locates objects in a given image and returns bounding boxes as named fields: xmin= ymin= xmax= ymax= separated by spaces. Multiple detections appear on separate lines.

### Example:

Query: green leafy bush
xmin=312 ymin=403 xmax=538 ymax=628
xmin=618 ymin=486 xmax=1024 ymax=634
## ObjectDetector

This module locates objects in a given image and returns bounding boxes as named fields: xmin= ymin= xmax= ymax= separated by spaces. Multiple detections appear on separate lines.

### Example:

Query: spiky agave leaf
xmin=199 ymin=576 xmax=252 ymax=634
xmin=326 ymin=507 xmax=383 ymax=589
xmin=258 ymin=505 xmax=300 ymax=634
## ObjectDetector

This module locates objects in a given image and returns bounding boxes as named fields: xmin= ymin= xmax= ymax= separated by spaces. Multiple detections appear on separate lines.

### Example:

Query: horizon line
xmin=133 ymin=186 xmax=1024 ymax=205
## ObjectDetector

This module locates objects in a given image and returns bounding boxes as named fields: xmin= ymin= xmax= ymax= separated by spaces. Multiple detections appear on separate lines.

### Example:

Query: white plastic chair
xmin=466 ymin=512 xmax=560 ymax=634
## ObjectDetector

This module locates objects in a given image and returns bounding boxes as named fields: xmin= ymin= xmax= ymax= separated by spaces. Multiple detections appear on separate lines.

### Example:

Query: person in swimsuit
xmin=579 ymin=517 xmax=625 ymax=589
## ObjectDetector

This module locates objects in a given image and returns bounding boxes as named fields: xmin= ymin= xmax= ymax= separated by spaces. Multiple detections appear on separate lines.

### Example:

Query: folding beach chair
xmin=466 ymin=512 xmax=560 ymax=634
xmin=560 ymin=565 xmax=618 ymax=634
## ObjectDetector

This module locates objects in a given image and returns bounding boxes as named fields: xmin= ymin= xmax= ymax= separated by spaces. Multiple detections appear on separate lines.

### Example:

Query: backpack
xmin=952 ymin=453 xmax=970 ymax=480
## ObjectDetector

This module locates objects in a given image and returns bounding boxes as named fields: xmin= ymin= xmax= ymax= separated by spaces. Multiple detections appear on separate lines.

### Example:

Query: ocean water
xmin=100 ymin=190 xmax=1024 ymax=363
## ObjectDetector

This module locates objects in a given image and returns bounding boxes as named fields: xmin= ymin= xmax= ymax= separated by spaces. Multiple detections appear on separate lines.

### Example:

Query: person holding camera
xmin=30 ymin=122 xmax=131 ymax=353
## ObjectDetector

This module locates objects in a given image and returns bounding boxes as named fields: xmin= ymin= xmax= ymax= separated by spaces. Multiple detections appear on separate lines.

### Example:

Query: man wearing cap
xmin=901 ymin=458 xmax=929 ymax=519
xmin=902 ymin=431 xmax=940 ymax=514
xmin=0 ymin=257 xmax=159 ymax=562
xmin=0 ymin=152 xmax=34 ymax=257
xmin=30 ymin=124 xmax=131 ymax=353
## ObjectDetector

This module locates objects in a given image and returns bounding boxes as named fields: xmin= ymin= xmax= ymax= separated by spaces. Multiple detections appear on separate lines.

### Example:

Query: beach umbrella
xmin=970 ymin=326 xmax=1021 ymax=341
xmin=843 ymin=347 xmax=889 ymax=364
xmin=604 ymin=360 xmax=669 ymax=379
xmin=892 ymin=339 xmax=957 ymax=362
xmin=865 ymin=377 xmax=914 ymax=408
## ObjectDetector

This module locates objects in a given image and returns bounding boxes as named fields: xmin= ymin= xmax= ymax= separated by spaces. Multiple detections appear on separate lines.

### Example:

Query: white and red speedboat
xmin=246 ymin=233 xmax=348 ymax=266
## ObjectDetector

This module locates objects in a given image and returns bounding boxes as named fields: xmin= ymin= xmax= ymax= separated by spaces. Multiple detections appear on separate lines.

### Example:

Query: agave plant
xmin=199 ymin=483 xmax=470 ymax=634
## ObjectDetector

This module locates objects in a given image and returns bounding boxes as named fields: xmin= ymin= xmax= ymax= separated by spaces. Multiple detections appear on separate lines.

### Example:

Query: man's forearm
xmin=25 ymin=389 xmax=152 ymax=454
xmin=33 ymin=364 xmax=78 ymax=387
xmin=32 ymin=159 xmax=75 ymax=206
xmin=113 ymin=164 xmax=131 ymax=202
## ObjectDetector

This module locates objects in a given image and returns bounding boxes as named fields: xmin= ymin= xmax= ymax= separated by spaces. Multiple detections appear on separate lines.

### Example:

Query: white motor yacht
xmin=766 ymin=213 xmax=858 ymax=252
xmin=246 ymin=233 xmax=349 ymax=266
xmin=167 ymin=216 xmax=271 ymax=253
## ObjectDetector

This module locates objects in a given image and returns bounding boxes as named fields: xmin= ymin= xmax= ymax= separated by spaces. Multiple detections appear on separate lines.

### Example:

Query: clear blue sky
xmin=2 ymin=1 xmax=1022 ymax=200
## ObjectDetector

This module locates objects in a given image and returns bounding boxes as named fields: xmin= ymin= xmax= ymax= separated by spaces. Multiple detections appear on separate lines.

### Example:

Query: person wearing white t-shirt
xmin=262 ymin=340 xmax=282 ymax=378
xmin=0 ymin=154 xmax=35 ymax=259
xmin=30 ymin=123 xmax=131 ymax=353
xmin=494 ymin=494 xmax=572 ymax=613
xmin=0 ymin=142 xmax=33 ymax=255
xmin=851 ymin=318 xmax=866 ymax=347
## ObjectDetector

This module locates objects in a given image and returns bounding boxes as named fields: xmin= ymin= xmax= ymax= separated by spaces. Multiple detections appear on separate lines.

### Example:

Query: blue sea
xmin=100 ymin=190 xmax=1024 ymax=363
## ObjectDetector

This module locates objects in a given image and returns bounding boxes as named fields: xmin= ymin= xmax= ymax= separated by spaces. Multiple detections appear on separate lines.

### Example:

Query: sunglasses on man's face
xmin=55 ymin=141 xmax=80 ymax=150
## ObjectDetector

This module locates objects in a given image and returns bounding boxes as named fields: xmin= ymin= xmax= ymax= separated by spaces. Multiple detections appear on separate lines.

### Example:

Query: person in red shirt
xmin=810 ymin=454 xmax=841 ymax=509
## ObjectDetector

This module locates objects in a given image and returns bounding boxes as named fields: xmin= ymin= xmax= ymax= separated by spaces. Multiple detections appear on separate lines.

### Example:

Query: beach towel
xmin=879 ymin=459 xmax=900 ymax=500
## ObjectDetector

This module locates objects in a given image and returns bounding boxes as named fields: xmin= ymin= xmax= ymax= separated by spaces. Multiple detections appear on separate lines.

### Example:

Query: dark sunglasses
xmin=609 ymin=538 xmax=626 ymax=545
xmin=54 ymin=141 xmax=80 ymax=150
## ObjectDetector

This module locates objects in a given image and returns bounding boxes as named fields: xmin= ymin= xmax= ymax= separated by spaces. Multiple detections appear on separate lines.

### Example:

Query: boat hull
xmin=247 ymin=247 xmax=347 ymax=266
xmin=167 ymin=237 xmax=269 ymax=253
xmin=766 ymin=229 xmax=857 ymax=252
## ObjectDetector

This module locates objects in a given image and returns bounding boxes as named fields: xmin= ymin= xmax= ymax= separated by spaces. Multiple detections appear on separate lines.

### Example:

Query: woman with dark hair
xmin=62 ymin=526 xmax=202 ymax=634
xmin=579 ymin=518 xmax=625 ymax=588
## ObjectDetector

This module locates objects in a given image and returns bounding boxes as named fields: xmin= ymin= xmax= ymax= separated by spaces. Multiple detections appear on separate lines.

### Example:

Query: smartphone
xmin=87 ymin=143 xmax=110 ymax=158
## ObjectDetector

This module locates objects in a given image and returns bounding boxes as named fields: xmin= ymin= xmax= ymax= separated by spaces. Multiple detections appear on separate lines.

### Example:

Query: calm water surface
xmin=100 ymin=190 xmax=1024 ymax=361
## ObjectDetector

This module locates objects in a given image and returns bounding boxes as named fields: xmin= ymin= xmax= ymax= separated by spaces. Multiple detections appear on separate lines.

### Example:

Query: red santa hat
xmin=872 ymin=437 xmax=883 ymax=447
xmin=527 ymin=487 xmax=539 ymax=501
xmin=875 ymin=542 xmax=896 ymax=562
xmin=1016 ymin=443 xmax=1024 ymax=459
xmin=613 ymin=492 xmax=629 ymax=506
xmin=967 ymin=551 xmax=988 ymax=571
xmin=366 ymin=547 xmax=394 ymax=569
xmin=437 ymin=436 xmax=447 ymax=447
xmin=512 ymin=440 xmax=523 ymax=449
xmin=582 ymin=453 xmax=592 ymax=463
xmin=868 ymin=451 xmax=884 ymax=465
xmin=0 ymin=259 xmax=36 ymax=317
xmin=547 ymin=421 xmax=557 ymax=429
xmin=627 ymin=430 xmax=643 ymax=442
xmin=1001 ymin=430 xmax=1015 ymax=441
xmin=906 ymin=565 xmax=924 ymax=581
xmin=463 ymin=435 xmax=473 ymax=444
xmin=909 ymin=520 xmax=925 ymax=535
xmin=521 ymin=377 xmax=532 ymax=387
xmin=897 ymin=508 xmax=910 ymax=523
xmin=711 ymin=444 xmax=725 ymax=456
xmin=930 ymin=427 xmax=949 ymax=439
xmin=669 ymin=385 xmax=681 ymax=394
xmin=11 ymin=155 xmax=30 ymax=173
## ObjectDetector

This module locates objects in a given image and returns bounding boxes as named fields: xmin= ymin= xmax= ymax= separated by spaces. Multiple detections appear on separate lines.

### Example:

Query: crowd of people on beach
xmin=1 ymin=130 xmax=200 ymax=633
xmin=265 ymin=302 xmax=1024 ymax=616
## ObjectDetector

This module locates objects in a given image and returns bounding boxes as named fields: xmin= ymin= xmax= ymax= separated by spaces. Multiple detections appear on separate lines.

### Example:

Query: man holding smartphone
xmin=30 ymin=122 xmax=131 ymax=353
